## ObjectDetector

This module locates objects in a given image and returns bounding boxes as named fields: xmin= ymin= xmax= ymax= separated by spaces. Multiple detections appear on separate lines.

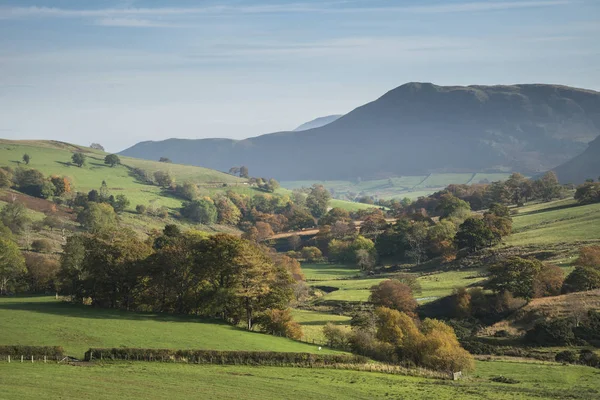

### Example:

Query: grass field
xmin=291 ymin=309 xmax=351 ymax=343
xmin=301 ymin=263 xmax=361 ymax=281
xmin=282 ymin=173 xmax=513 ymax=201
xmin=0 ymin=297 xmax=338 ymax=358
xmin=1 ymin=360 xmax=598 ymax=399
xmin=506 ymin=200 xmax=600 ymax=246
xmin=417 ymin=269 xmax=487 ymax=301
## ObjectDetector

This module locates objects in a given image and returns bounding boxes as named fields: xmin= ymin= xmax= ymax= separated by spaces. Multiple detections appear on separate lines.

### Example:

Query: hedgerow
xmin=0 ymin=345 xmax=64 ymax=357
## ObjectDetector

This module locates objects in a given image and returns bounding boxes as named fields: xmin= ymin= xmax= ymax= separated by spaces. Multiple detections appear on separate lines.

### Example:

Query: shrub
xmin=301 ymin=246 xmax=323 ymax=262
xmin=84 ymin=348 xmax=367 ymax=366
xmin=323 ymin=323 xmax=350 ymax=349
xmin=555 ymin=350 xmax=578 ymax=363
xmin=525 ymin=318 xmax=575 ymax=346
xmin=369 ymin=280 xmax=417 ymax=316
xmin=257 ymin=309 xmax=303 ymax=340
xmin=0 ymin=346 xmax=64 ymax=358
xmin=579 ymin=350 xmax=600 ymax=368
xmin=31 ymin=239 xmax=54 ymax=253
xmin=136 ymin=204 xmax=147 ymax=215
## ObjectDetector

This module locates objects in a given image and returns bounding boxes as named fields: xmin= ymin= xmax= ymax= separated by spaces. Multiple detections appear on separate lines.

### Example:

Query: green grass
xmin=417 ymin=270 xmax=486 ymax=302
xmin=301 ymin=263 xmax=361 ymax=281
xmin=0 ymin=297 xmax=339 ymax=359
xmin=506 ymin=201 xmax=600 ymax=246
xmin=1 ymin=360 xmax=598 ymax=399
xmin=313 ymin=278 xmax=386 ymax=302
xmin=0 ymin=140 xmax=244 ymax=211
xmin=291 ymin=309 xmax=351 ymax=343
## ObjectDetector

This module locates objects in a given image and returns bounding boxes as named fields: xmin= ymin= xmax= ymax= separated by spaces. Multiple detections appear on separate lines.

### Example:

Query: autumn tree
xmin=370 ymin=280 xmax=418 ymax=316
xmin=563 ymin=267 xmax=600 ymax=292
xmin=71 ymin=152 xmax=86 ymax=167
xmin=76 ymin=203 xmax=117 ymax=233
xmin=215 ymin=197 xmax=242 ymax=225
xmin=50 ymin=176 xmax=71 ymax=196
xmin=455 ymin=217 xmax=498 ymax=252
xmin=488 ymin=257 xmax=562 ymax=299
xmin=257 ymin=308 xmax=303 ymax=339
xmin=534 ymin=171 xmax=563 ymax=202
xmin=319 ymin=207 xmax=351 ymax=227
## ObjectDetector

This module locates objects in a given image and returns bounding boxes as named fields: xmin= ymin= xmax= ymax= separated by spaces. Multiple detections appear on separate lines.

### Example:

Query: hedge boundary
xmin=84 ymin=348 xmax=368 ymax=366
xmin=0 ymin=346 xmax=65 ymax=358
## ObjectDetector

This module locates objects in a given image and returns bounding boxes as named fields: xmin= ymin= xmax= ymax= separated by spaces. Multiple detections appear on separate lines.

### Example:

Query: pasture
xmin=0 ymin=360 xmax=598 ymax=399
xmin=0 ymin=297 xmax=337 ymax=358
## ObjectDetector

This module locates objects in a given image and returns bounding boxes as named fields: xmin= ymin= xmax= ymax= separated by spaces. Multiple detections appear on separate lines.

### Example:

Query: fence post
xmin=44 ymin=356 xmax=47 ymax=363
xmin=7 ymin=355 xmax=10 ymax=363
xmin=21 ymin=355 xmax=23 ymax=363
xmin=31 ymin=355 xmax=34 ymax=363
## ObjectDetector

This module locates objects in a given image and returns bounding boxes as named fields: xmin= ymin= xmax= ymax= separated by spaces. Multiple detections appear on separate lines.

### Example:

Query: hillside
xmin=0 ymin=297 xmax=336 ymax=358
xmin=553 ymin=135 xmax=600 ymax=184
xmin=120 ymin=83 xmax=600 ymax=181
xmin=293 ymin=115 xmax=342 ymax=131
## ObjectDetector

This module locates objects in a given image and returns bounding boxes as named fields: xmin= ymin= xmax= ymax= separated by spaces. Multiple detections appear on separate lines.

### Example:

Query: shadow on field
xmin=516 ymin=202 xmax=580 ymax=217
xmin=0 ymin=297 xmax=228 ymax=325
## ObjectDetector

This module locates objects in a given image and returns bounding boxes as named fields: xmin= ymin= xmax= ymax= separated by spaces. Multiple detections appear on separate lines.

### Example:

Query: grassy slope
xmin=1 ymin=360 xmax=599 ymax=400
xmin=0 ymin=297 xmax=339 ymax=358
xmin=506 ymin=199 xmax=600 ymax=246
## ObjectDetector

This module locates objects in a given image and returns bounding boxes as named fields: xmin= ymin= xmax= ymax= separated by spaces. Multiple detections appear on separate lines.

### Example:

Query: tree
xmin=319 ymin=208 xmax=351 ymax=227
xmin=24 ymin=253 xmax=60 ymax=293
xmin=534 ymin=171 xmax=562 ymax=202
xmin=14 ymin=167 xmax=45 ymax=197
xmin=257 ymin=308 xmax=303 ymax=339
xmin=90 ymin=143 xmax=105 ymax=151
xmin=532 ymin=264 xmax=564 ymax=298
xmin=104 ymin=154 xmax=121 ymax=167
xmin=77 ymin=203 xmax=117 ymax=233
xmin=406 ymin=221 xmax=429 ymax=265
xmin=452 ymin=287 xmax=472 ymax=318
xmin=0 ymin=237 xmax=26 ymax=295
xmin=22 ymin=154 xmax=30 ymax=165
xmin=71 ymin=152 xmax=86 ymax=167
xmin=180 ymin=199 xmax=218 ymax=224
xmin=49 ymin=176 xmax=71 ymax=196
xmin=111 ymin=194 xmax=130 ymax=213
xmin=487 ymin=256 xmax=554 ymax=299
xmin=301 ymin=246 xmax=322 ymax=262
xmin=31 ymin=239 xmax=54 ymax=253
xmin=0 ymin=168 xmax=12 ymax=188
xmin=356 ymin=248 xmax=376 ymax=271
xmin=154 ymin=171 xmax=173 ymax=188
xmin=455 ymin=217 xmax=498 ymax=252
xmin=306 ymin=184 xmax=331 ymax=218
xmin=43 ymin=215 xmax=63 ymax=231
xmin=369 ymin=280 xmax=418 ymax=316
xmin=174 ymin=181 xmax=199 ymax=200
xmin=228 ymin=167 xmax=240 ymax=176
xmin=575 ymin=246 xmax=600 ymax=269
xmin=505 ymin=173 xmax=529 ymax=205
xmin=214 ymin=197 xmax=241 ymax=225
xmin=288 ymin=234 xmax=301 ymax=251
xmin=563 ymin=267 xmax=600 ymax=292
xmin=435 ymin=193 xmax=471 ymax=220
xmin=285 ymin=205 xmax=315 ymax=230
xmin=159 ymin=157 xmax=172 ymax=163
xmin=239 ymin=166 xmax=249 ymax=178
xmin=575 ymin=182 xmax=600 ymax=205
xmin=136 ymin=204 xmax=147 ymax=215
xmin=1 ymin=201 xmax=31 ymax=234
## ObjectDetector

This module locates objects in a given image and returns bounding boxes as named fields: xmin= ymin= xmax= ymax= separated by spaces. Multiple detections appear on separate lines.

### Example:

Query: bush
xmin=323 ymin=323 xmax=350 ymax=349
xmin=369 ymin=280 xmax=417 ymax=316
xmin=555 ymin=350 xmax=578 ymax=363
xmin=136 ymin=204 xmax=147 ymax=215
xmin=301 ymin=246 xmax=323 ymax=262
xmin=579 ymin=350 xmax=600 ymax=368
xmin=0 ymin=346 xmax=64 ymax=358
xmin=525 ymin=318 xmax=575 ymax=346
xmin=84 ymin=348 xmax=367 ymax=365
xmin=257 ymin=309 xmax=303 ymax=340
xmin=31 ymin=239 xmax=54 ymax=253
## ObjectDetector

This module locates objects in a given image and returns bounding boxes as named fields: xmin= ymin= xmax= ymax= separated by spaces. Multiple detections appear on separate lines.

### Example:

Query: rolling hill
xmin=120 ymin=82 xmax=600 ymax=181
xmin=553 ymin=135 xmax=600 ymax=184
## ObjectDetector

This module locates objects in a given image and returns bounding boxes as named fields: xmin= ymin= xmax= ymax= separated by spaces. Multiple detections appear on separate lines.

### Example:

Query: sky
xmin=0 ymin=0 xmax=599 ymax=152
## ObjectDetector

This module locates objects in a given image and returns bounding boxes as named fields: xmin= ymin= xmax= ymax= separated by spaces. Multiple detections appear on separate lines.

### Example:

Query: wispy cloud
xmin=0 ymin=1 xmax=576 ymax=21
xmin=94 ymin=18 xmax=181 ymax=28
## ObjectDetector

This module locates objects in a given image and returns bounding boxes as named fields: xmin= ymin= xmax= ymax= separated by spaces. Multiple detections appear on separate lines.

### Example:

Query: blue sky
xmin=1 ymin=0 xmax=598 ymax=152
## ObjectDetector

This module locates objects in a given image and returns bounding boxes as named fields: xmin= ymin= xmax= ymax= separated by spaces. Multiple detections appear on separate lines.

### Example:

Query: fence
xmin=2 ymin=355 xmax=63 ymax=363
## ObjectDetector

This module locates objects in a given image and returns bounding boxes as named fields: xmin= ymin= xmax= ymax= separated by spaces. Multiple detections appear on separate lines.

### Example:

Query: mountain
xmin=553 ymin=135 xmax=600 ymax=184
xmin=293 ymin=115 xmax=342 ymax=131
xmin=120 ymin=82 xmax=600 ymax=181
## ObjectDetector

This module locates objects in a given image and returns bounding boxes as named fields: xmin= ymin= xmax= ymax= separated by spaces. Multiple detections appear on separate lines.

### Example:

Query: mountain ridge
xmin=120 ymin=82 xmax=600 ymax=181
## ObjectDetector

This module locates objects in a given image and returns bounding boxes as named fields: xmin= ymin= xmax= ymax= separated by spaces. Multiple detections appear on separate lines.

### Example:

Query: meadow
xmin=0 ymin=360 xmax=598 ymax=399
xmin=0 ymin=297 xmax=337 ymax=359
xmin=281 ymin=172 xmax=512 ymax=201
xmin=505 ymin=199 xmax=600 ymax=246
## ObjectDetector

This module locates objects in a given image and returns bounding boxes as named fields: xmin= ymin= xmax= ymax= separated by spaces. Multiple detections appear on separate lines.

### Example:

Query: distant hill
xmin=293 ymin=115 xmax=342 ymax=131
xmin=120 ymin=82 xmax=600 ymax=181
xmin=553 ymin=136 xmax=600 ymax=184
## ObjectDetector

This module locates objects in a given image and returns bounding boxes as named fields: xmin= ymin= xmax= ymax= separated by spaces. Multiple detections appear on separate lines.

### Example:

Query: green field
xmin=417 ymin=269 xmax=487 ymax=301
xmin=506 ymin=200 xmax=600 ymax=246
xmin=301 ymin=263 xmax=361 ymax=281
xmin=291 ymin=309 xmax=351 ymax=344
xmin=282 ymin=173 xmax=513 ymax=201
xmin=1 ymin=360 xmax=598 ymax=399
xmin=0 ymin=297 xmax=338 ymax=358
